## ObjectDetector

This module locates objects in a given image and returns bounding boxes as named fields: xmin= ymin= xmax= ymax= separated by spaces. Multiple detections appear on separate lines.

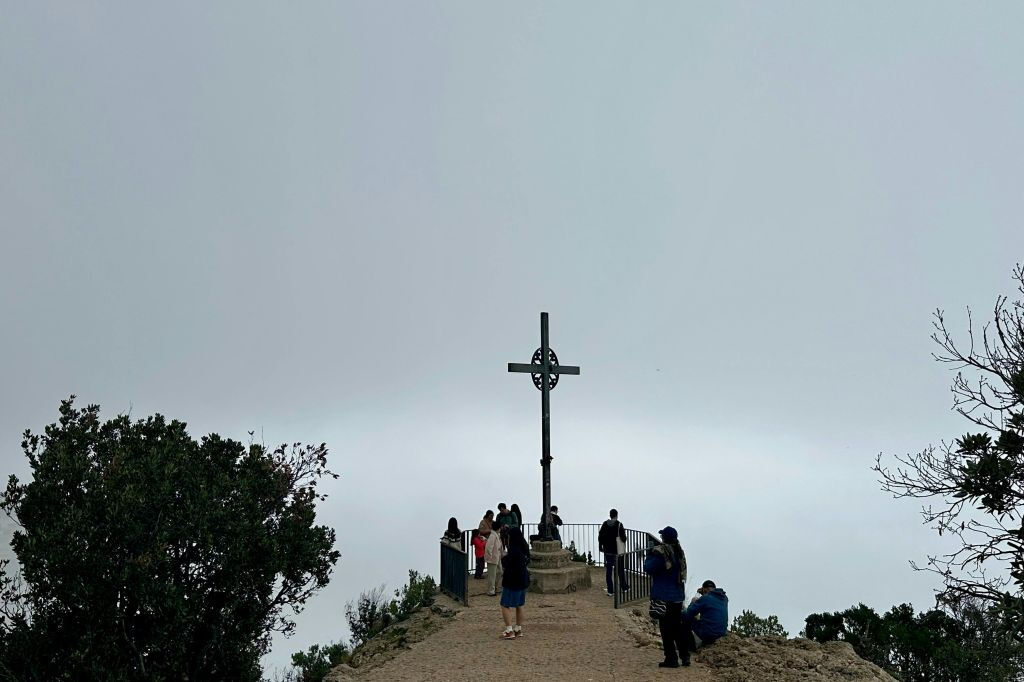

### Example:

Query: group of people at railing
xmin=442 ymin=508 xmax=729 ymax=662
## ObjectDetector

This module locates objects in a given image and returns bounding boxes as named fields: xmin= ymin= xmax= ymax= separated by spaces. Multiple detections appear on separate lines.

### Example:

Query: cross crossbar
xmin=507 ymin=363 xmax=581 ymax=375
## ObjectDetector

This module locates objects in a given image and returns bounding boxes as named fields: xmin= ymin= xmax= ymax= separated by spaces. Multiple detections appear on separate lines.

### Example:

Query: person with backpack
xmin=643 ymin=525 xmax=690 ymax=668
xmin=598 ymin=509 xmax=629 ymax=595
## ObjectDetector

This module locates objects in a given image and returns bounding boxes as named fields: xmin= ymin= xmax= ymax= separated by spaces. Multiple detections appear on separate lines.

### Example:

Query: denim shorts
xmin=500 ymin=588 xmax=526 ymax=608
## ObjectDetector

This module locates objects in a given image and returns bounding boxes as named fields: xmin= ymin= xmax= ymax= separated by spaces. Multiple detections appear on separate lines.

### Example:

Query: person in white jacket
xmin=484 ymin=520 xmax=505 ymax=596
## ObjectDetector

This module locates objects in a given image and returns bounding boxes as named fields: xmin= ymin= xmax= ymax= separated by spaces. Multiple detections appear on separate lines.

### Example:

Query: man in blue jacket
xmin=685 ymin=580 xmax=729 ymax=647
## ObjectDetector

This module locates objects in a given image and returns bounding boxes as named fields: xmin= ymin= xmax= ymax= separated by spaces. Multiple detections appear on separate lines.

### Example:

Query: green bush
xmin=288 ymin=641 xmax=349 ymax=682
xmin=731 ymin=610 xmax=788 ymax=637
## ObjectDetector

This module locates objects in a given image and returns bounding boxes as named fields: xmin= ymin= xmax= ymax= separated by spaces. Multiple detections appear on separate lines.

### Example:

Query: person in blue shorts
xmin=499 ymin=526 xmax=531 ymax=639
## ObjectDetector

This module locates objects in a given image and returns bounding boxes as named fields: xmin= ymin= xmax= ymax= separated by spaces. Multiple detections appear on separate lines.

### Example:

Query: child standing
xmin=472 ymin=529 xmax=487 ymax=579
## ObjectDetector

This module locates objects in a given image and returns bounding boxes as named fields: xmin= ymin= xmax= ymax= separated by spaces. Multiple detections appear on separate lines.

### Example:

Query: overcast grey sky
xmin=3 ymin=1 xmax=1024 ymax=672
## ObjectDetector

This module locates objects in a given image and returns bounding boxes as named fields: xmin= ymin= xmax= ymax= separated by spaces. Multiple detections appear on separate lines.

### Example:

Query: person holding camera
xmin=685 ymin=580 xmax=729 ymax=648
xmin=643 ymin=526 xmax=689 ymax=668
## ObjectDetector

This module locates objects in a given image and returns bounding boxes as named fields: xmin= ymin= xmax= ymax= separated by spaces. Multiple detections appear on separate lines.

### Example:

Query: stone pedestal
xmin=528 ymin=540 xmax=593 ymax=593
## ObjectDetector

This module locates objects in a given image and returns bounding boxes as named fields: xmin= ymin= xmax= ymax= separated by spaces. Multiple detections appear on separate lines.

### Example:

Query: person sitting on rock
xmin=684 ymin=580 xmax=729 ymax=648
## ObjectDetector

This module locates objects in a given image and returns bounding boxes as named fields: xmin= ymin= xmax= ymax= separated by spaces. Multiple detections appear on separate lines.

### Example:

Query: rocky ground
xmin=328 ymin=567 xmax=892 ymax=682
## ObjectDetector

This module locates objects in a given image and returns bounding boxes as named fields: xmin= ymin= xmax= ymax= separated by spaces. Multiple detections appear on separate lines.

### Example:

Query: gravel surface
xmin=336 ymin=567 xmax=713 ymax=681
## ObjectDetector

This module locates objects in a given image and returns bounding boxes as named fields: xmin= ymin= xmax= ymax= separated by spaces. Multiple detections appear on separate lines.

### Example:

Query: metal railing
xmin=439 ymin=541 xmax=468 ymax=605
xmin=451 ymin=520 xmax=656 ymax=609
xmin=613 ymin=547 xmax=652 ymax=608
xmin=461 ymin=523 xmax=608 ymax=573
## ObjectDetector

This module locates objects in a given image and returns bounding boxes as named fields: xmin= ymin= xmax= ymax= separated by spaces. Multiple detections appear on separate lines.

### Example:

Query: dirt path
xmin=347 ymin=568 xmax=713 ymax=682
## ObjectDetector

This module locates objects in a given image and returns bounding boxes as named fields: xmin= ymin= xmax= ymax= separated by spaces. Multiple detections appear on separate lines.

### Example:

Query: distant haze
xmin=2 ymin=2 xmax=1024 ymax=673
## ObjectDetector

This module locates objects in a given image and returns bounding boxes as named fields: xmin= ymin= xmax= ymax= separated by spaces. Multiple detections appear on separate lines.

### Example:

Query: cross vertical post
xmin=507 ymin=312 xmax=580 ymax=542
xmin=540 ymin=312 xmax=552 ymax=539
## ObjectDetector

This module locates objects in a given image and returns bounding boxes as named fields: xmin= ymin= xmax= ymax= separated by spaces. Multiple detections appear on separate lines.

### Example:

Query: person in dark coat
xmin=598 ymin=509 xmax=629 ymax=594
xmin=643 ymin=525 xmax=690 ymax=667
xmin=509 ymin=503 xmax=523 ymax=529
xmin=498 ymin=526 xmax=531 ymax=639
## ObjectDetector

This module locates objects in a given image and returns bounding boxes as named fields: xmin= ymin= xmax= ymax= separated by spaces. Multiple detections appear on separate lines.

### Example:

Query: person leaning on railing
xmin=442 ymin=517 xmax=463 ymax=550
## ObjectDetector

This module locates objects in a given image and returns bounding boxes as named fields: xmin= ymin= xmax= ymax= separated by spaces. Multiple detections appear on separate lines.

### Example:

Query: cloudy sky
xmin=3 ymin=1 xmax=1024 ymax=672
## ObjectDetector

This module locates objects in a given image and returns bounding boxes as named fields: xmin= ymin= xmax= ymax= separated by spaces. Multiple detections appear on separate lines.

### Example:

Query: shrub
xmin=731 ymin=610 xmax=788 ymax=637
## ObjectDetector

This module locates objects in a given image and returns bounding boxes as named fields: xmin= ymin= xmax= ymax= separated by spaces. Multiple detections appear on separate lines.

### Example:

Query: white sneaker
xmin=606 ymin=591 xmax=614 ymax=596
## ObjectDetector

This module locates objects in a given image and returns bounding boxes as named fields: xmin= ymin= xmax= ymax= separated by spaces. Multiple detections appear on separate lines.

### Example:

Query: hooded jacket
xmin=685 ymin=588 xmax=729 ymax=643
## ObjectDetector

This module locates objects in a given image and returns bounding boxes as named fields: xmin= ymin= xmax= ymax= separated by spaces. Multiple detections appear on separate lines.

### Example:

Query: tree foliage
xmin=804 ymin=599 xmax=1024 ymax=681
xmin=0 ymin=398 xmax=340 ymax=681
xmin=874 ymin=264 xmax=1024 ymax=637
xmin=343 ymin=570 xmax=436 ymax=649
xmin=730 ymin=609 xmax=788 ymax=637
xmin=288 ymin=641 xmax=349 ymax=682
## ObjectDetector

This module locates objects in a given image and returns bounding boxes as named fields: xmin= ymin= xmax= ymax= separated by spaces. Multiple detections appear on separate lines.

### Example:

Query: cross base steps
xmin=527 ymin=540 xmax=593 ymax=593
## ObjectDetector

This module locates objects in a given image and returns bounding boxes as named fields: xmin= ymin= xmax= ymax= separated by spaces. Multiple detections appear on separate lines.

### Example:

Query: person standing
xmin=484 ymin=520 xmax=504 ymax=596
xmin=598 ymin=509 xmax=629 ymax=595
xmin=478 ymin=510 xmax=494 ymax=537
xmin=510 ymin=503 xmax=523 ymax=530
xmin=499 ymin=526 xmax=531 ymax=639
xmin=495 ymin=503 xmax=517 ymax=529
xmin=539 ymin=505 xmax=564 ymax=542
xmin=472 ymin=529 xmax=487 ymax=579
xmin=442 ymin=517 xmax=463 ymax=550
xmin=643 ymin=526 xmax=689 ymax=668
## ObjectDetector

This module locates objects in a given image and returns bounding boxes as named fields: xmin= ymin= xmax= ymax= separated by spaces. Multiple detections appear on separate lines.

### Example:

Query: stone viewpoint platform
xmin=528 ymin=539 xmax=592 ymax=593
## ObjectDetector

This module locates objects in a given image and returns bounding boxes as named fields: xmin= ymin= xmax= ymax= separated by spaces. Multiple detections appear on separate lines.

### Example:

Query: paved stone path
xmin=354 ymin=568 xmax=713 ymax=681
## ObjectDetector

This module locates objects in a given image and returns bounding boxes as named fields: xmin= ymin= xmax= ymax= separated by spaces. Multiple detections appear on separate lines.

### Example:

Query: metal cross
xmin=507 ymin=312 xmax=580 ymax=542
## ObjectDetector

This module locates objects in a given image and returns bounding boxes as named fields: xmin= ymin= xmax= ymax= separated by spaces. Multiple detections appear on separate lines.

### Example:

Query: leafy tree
xmin=730 ymin=609 xmax=788 ymax=637
xmin=874 ymin=264 xmax=1024 ymax=637
xmin=288 ymin=641 xmax=349 ymax=682
xmin=804 ymin=598 xmax=1024 ymax=681
xmin=0 ymin=398 xmax=340 ymax=682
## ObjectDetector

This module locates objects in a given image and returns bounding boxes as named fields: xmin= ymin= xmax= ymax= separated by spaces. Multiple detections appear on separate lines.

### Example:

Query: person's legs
xmin=475 ymin=556 xmax=484 ymax=579
xmin=515 ymin=606 xmax=524 ymax=625
xmin=502 ymin=606 xmax=513 ymax=626
xmin=659 ymin=602 xmax=683 ymax=666
xmin=486 ymin=563 xmax=497 ymax=594
xmin=680 ymin=611 xmax=697 ymax=661
xmin=604 ymin=553 xmax=615 ymax=593
xmin=617 ymin=555 xmax=629 ymax=591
